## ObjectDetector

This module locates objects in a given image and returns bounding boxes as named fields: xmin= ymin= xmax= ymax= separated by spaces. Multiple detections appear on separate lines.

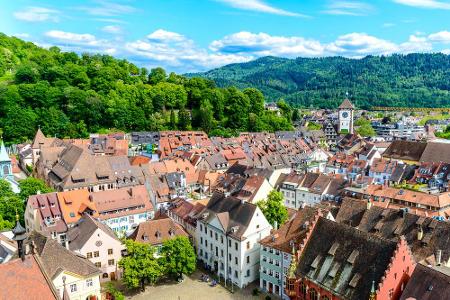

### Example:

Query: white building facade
xmin=196 ymin=194 xmax=272 ymax=288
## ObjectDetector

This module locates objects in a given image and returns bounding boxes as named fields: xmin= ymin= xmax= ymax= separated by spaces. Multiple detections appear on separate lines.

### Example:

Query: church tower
xmin=0 ymin=138 xmax=12 ymax=180
xmin=338 ymin=98 xmax=355 ymax=134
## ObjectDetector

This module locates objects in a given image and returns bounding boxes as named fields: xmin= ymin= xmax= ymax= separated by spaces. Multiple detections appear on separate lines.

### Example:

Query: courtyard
xmin=125 ymin=270 xmax=276 ymax=300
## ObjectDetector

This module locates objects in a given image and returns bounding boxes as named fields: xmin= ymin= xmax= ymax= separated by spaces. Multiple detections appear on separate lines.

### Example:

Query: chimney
xmin=436 ymin=250 xmax=442 ymax=266
xmin=417 ymin=226 xmax=423 ymax=241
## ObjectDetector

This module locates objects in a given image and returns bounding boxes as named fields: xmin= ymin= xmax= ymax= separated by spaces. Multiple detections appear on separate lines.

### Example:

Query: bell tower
xmin=338 ymin=98 xmax=354 ymax=134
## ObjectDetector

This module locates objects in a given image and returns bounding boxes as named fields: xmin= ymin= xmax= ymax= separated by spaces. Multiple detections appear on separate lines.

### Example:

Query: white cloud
xmin=35 ymin=28 xmax=450 ymax=72
xmin=441 ymin=49 xmax=450 ymax=54
xmin=102 ymin=25 xmax=122 ymax=34
xmin=393 ymin=0 xmax=450 ymax=9
xmin=44 ymin=30 xmax=116 ymax=54
xmin=428 ymin=31 xmax=450 ymax=43
xmin=45 ymin=30 xmax=97 ymax=43
xmin=323 ymin=1 xmax=374 ymax=16
xmin=76 ymin=0 xmax=136 ymax=16
xmin=13 ymin=33 xmax=30 ymax=38
xmin=216 ymin=0 xmax=308 ymax=17
xmin=13 ymin=7 xmax=59 ymax=22
xmin=147 ymin=30 xmax=186 ymax=42
xmin=125 ymin=29 xmax=249 ymax=72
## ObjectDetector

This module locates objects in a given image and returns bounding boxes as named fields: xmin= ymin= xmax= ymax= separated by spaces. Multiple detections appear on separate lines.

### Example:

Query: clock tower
xmin=338 ymin=98 xmax=354 ymax=134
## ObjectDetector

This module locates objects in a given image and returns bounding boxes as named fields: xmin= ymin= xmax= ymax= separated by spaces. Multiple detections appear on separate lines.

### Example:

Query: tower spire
xmin=12 ymin=210 xmax=27 ymax=261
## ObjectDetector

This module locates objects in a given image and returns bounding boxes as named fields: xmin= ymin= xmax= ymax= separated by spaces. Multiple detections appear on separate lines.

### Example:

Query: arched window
xmin=309 ymin=288 xmax=318 ymax=300
xmin=102 ymin=273 xmax=109 ymax=278
xmin=322 ymin=296 xmax=330 ymax=300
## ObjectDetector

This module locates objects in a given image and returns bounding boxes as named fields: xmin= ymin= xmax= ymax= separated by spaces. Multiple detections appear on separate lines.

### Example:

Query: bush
xmin=252 ymin=288 xmax=260 ymax=296
xmin=265 ymin=296 xmax=272 ymax=300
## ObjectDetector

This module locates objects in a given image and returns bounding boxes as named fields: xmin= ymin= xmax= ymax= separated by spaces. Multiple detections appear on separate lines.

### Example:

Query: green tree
xmin=178 ymin=106 xmax=191 ymax=130
xmin=244 ymin=88 xmax=264 ymax=115
xmin=18 ymin=177 xmax=54 ymax=203
xmin=292 ymin=109 xmax=300 ymax=122
xmin=119 ymin=240 xmax=165 ymax=291
xmin=356 ymin=123 xmax=376 ymax=137
xmin=257 ymin=190 xmax=288 ymax=227
xmin=0 ymin=179 xmax=25 ymax=228
xmin=199 ymin=99 xmax=214 ymax=133
xmin=148 ymin=67 xmax=167 ymax=85
xmin=169 ymin=109 xmax=177 ymax=129
xmin=15 ymin=64 xmax=39 ymax=84
xmin=160 ymin=236 xmax=196 ymax=279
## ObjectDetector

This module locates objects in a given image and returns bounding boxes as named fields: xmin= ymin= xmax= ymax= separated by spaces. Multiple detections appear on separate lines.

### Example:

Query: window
xmin=247 ymin=241 xmax=250 ymax=249
xmin=215 ymin=247 xmax=218 ymax=256
xmin=200 ymin=249 xmax=203 ymax=256
xmin=95 ymin=262 xmax=101 ymax=268
xmin=70 ymin=284 xmax=77 ymax=293
xmin=246 ymin=256 xmax=250 ymax=263
xmin=210 ymin=230 xmax=212 ymax=238
xmin=234 ymin=270 xmax=238 ymax=278
xmin=228 ymin=240 xmax=231 ymax=247
xmin=275 ymin=272 xmax=280 ymax=279
xmin=215 ymin=232 xmax=218 ymax=241
xmin=221 ymin=249 xmax=224 ymax=257
xmin=235 ymin=242 xmax=238 ymax=251
xmin=205 ymin=240 xmax=208 ymax=247
xmin=235 ymin=257 xmax=238 ymax=265
xmin=86 ymin=252 xmax=92 ymax=259
xmin=94 ymin=251 xmax=99 ymax=257
xmin=86 ymin=279 xmax=93 ymax=288
xmin=200 ymin=237 xmax=203 ymax=245
xmin=389 ymin=288 xmax=394 ymax=298
xmin=200 ymin=224 xmax=203 ymax=231
xmin=108 ymin=249 xmax=113 ymax=255
xmin=108 ymin=259 xmax=115 ymax=266
xmin=310 ymin=288 xmax=318 ymax=300
xmin=221 ymin=236 xmax=223 ymax=244
xmin=246 ymin=269 xmax=250 ymax=277
xmin=229 ymin=253 xmax=232 ymax=261
xmin=300 ymin=283 xmax=307 ymax=297
xmin=204 ymin=226 xmax=207 ymax=234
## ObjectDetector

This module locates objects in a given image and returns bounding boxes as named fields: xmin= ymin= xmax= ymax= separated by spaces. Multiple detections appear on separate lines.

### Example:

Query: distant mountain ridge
xmin=189 ymin=54 xmax=450 ymax=109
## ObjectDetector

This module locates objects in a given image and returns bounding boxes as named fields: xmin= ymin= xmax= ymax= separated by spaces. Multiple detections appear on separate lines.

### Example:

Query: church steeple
xmin=0 ymin=137 xmax=11 ymax=162
xmin=369 ymin=280 xmax=376 ymax=300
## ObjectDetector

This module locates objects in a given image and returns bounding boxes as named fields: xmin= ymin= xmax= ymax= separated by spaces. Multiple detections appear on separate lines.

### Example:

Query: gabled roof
xmin=29 ymin=231 xmax=101 ymax=279
xmin=400 ymin=264 xmax=450 ymax=300
xmin=338 ymin=98 xmax=355 ymax=109
xmin=128 ymin=217 xmax=188 ymax=245
xmin=260 ymin=206 xmax=318 ymax=252
xmin=199 ymin=192 xmax=259 ymax=240
xmin=297 ymin=217 xmax=397 ymax=300
xmin=68 ymin=214 xmax=119 ymax=251
xmin=336 ymin=197 xmax=450 ymax=265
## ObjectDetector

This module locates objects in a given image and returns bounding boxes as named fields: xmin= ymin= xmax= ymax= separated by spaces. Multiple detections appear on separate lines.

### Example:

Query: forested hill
xmin=0 ymin=34 xmax=292 ymax=144
xmin=191 ymin=54 xmax=450 ymax=109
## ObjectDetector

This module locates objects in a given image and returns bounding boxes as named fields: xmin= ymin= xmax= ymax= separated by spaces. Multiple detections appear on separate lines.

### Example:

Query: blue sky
xmin=1 ymin=0 xmax=450 ymax=72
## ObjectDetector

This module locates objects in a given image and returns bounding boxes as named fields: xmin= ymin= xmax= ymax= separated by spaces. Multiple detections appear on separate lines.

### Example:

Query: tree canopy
xmin=160 ymin=236 xmax=196 ymax=279
xmin=257 ymin=190 xmax=288 ymax=227
xmin=0 ymin=33 xmax=292 ymax=144
xmin=119 ymin=240 xmax=165 ymax=290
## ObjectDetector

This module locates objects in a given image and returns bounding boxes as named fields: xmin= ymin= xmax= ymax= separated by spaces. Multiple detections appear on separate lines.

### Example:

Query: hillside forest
xmin=0 ymin=33 xmax=293 ymax=144
xmin=194 ymin=54 xmax=450 ymax=109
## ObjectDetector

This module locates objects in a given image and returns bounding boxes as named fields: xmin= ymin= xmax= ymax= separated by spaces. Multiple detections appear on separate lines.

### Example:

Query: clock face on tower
xmin=342 ymin=111 xmax=349 ymax=118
